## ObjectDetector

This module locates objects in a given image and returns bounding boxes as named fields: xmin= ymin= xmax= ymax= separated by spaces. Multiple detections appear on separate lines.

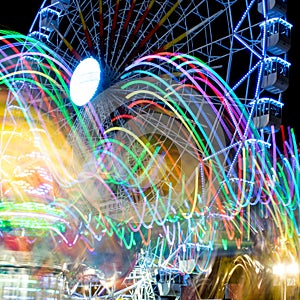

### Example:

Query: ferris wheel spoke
xmin=116 ymin=0 xmax=137 ymax=51
xmin=113 ymin=1 xmax=160 ymax=69
xmin=75 ymin=0 xmax=97 ymax=56
xmin=52 ymin=26 xmax=82 ymax=60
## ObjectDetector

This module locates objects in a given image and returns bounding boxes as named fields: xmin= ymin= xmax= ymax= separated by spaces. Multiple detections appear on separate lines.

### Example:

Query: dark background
xmin=0 ymin=1 xmax=299 ymax=139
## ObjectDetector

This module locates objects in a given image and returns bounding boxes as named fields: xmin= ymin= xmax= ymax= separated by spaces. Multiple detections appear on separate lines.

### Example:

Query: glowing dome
xmin=70 ymin=57 xmax=101 ymax=106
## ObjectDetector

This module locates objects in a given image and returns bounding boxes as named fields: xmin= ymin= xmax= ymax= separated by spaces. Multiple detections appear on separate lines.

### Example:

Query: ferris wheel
xmin=0 ymin=0 xmax=293 ymax=299
xmin=27 ymin=0 xmax=290 ymax=110
xmin=22 ymin=0 xmax=291 ymax=296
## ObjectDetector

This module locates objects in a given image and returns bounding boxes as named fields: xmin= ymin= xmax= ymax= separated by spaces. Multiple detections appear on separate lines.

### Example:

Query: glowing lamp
xmin=70 ymin=57 xmax=101 ymax=106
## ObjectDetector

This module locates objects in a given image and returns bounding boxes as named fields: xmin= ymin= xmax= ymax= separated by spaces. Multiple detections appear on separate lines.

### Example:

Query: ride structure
xmin=0 ymin=0 xmax=297 ymax=299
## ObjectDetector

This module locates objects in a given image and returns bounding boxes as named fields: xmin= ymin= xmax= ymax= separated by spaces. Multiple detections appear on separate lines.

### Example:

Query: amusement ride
xmin=0 ymin=0 xmax=298 ymax=299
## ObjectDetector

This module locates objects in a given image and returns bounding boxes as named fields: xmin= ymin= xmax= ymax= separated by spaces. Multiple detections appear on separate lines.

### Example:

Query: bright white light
xmin=273 ymin=262 xmax=299 ymax=276
xmin=70 ymin=57 xmax=101 ymax=106
xmin=273 ymin=263 xmax=285 ymax=276
xmin=286 ymin=263 xmax=299 ymax=275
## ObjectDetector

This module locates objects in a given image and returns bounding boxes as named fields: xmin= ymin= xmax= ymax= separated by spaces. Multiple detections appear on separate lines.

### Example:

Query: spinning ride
xmin=29 ymin=0 xmax=276 ymax=105
xmin=0 ymin=0 xmax=294 ymax=299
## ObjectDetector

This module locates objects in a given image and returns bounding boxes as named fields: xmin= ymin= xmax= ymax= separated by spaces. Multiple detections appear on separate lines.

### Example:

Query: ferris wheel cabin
xmin=260 ymin=18 xmax=292 ymax=55
xmin=261 ymin=57 xmax=290 ymax=94
xmin=251 ymin=98 xmax=283 ymax=132
xmin=258 ymin=0 xmax=287 ymax=18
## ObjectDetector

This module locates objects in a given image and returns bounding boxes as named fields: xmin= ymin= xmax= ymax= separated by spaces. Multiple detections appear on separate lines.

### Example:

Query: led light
xmin=70 ymin=57 xmax=101 ymax=106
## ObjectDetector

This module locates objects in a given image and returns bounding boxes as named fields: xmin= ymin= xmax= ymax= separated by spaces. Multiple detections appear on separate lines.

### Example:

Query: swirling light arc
xmin=70 ymin=51 xmax=273 ymax=270
xmin=1 ymin=30 xmax=300 ymax=297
